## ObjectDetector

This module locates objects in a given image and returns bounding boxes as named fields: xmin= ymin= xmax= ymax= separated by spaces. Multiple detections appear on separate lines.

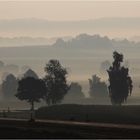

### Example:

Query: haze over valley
xmin=0 ymin=1 xmax=140 ymax=107
xmin=0 ymin=34 xmax=140 ymax=100
xmin=1 ymin=2 xmax=140 ymax=139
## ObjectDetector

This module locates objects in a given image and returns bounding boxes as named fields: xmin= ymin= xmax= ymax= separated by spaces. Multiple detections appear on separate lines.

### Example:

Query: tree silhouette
xmin=44 ymin=59 xmax=69 ymax=105
xmin=65 ymin=82 xmax=85 ymax=99
xmin=89 ymin=75 xmax=108 ymax=98
xmin=107 ymin=51 xmax=133 ymax=105
xmin=15 ymin=77 xmax=46 ymax=111
xmin=1 ymin=74 xmax=18 ymax=100
xmin=23 ymin=69 xmax=38 ymax=79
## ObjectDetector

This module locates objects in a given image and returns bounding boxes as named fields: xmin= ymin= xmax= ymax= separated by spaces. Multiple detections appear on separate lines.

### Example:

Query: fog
xmin=0 ymin=34 xmax=140 ymax=100
xmin=1 ymin=18 xmax=140 ymax=39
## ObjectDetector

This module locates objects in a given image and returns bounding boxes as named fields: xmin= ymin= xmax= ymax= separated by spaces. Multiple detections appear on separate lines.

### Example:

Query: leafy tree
xmin=44 ymin=59 xmax=69 ymax=105
xmin=1 ymin=74 xmax=18 ymax=100
xmin=89 ymin=75 xmax=108 ymax=98
xmin=15 ymin=77 xmax=46 ymax=111
xmin=65 ymin=82 xmax=85 ymax=99
xmin=23 ymin=69 xmax=38 ymax=79
xmin=107 ymin=51 xmax=133 ymax=105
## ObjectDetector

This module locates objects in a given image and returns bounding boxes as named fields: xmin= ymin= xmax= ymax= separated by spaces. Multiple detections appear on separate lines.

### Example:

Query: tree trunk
xmin=31 ymin=101 xmax=34 ymax=111
xmin=30 ymin=101 xmax=35 ymax=122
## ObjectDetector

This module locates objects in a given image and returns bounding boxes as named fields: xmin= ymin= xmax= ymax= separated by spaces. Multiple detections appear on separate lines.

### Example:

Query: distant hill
xmin=1 ymin=17 xmax=140 ymax=37
xmin=52 ymin=34 xmax=139 ymax=49
xmin=0 ymin=34 xmax=139 ymax=58
xmin=52 ymin=34 xmax=112 ymax=49
xmin=0 ymin=36 xmax=72 ymax=47
xmin=0 ymin=33 xmax=139 ymax=98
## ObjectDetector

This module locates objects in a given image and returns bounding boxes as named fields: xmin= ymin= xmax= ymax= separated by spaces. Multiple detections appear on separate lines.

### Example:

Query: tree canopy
xmin=44 ymin=59 xmax=69 ymax=105
xmin=89 ymin=75 xmax=108 ymax=98
xmin=1 ymin=73 xmax=18 ymax=100
xmin=15 ymin=77 xmax=46 ymax=110
xmin=65 ymin=82 xmax=85 ymax=99
xmin=107 ymin=51 xmax=133 ymax=105
xmin=23 ymin=69 xmax=38 ymax=79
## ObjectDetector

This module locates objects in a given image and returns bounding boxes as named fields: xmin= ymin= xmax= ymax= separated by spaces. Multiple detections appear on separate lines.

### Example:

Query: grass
xmin=36 ymin=104 xmax=140 ymax=125
xmin=0 ymin=104 xmax=140 ymax=138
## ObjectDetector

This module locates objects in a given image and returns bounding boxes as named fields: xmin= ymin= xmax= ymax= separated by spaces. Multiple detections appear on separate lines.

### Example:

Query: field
xmin=0 ymin=104 xmax=140 ymax=138
xmin=36 ymin=104 xmax=140 ymax=125
xmin=1 ymin=104 xmax=140 ymax=124
xmin=0 ymin=118 xmax=140 ymax=138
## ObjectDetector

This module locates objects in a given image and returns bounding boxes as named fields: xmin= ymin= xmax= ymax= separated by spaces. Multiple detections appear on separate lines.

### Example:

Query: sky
xmin=0 ymin=1 xmax=140 ymax=38
xmin=0 ymin=1 xmax=140 ymax=21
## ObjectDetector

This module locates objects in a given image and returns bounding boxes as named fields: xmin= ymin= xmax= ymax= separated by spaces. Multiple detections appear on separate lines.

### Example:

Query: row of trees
xmin=15 ymin=60 xmax=69 ymax=110
xmin=0 ymin=69 xmax=38 ymax=100
xmin=0 ymin=60 xmax=109 ymax=110
xmin=1 ymin=72 xmax=108 ymax=102
xmin=0 ymin=51 xmax=132 ymax=108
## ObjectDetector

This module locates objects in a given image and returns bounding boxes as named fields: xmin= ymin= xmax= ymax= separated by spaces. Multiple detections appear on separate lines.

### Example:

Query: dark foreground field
xmin=0 ymin=118 xmax=140 ymax=138
xmin=0 ymin=104 xmax=140 ymax=138
xmin=36 ymin=104 xmax=140 ymax=125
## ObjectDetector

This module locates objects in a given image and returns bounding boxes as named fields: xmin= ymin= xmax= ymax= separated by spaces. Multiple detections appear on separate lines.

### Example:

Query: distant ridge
xmin=52 ymin=34 xmax=138 ymax=49
xmin=0 ymin=33 xmax=139 ymax=48
xmin=0 ymin=17 xmax=140 ymax=39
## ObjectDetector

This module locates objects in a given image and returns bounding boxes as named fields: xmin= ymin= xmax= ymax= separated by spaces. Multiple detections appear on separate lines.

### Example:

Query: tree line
xmin=0 ymin=51 xmax=133 ymax=109
xmin=0 ymin=60 xmax=109 ymax=110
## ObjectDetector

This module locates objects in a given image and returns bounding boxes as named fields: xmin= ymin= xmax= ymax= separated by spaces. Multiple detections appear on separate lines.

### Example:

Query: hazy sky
xmin=0 ymin=1 xmax=140 ymax=38
xmin=0 ymin=1 xmax=140 ymax=21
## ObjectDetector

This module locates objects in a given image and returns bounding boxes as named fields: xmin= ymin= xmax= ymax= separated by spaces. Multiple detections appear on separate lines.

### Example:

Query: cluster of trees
xmin=89 ymin=75 xmax=108 ymax=98
xmin=1 ymin=60 xmax=108 ymax=108
xmin=0 ymin=59 xmax=109 ymax=110
xmin=15 ymin=60 xmax=69 ymax=110
xmin=0 ymin=69 xmax=38 ymax=100
xmin=0 ymin=60 xmax=31 ymax=80
xmin=64 ymin=82 xmax=84 ymax=101
xmin=0 ymin=51 xmax=133 ymax=108
xmin=1 ymin=74 xmax=18 ymax=100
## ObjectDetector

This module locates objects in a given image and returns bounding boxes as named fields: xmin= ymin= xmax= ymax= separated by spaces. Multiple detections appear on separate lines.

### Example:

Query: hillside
xmin=0 ymin=34 xmax=139 ymax=58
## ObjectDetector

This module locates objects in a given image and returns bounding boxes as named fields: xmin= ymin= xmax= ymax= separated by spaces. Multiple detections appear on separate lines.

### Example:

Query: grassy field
xmin=0 ymin=104 xmax=140 ymax=138
xmin=0 ymin=119 xmax=81 ymax=138
xmin=36 ymin=104 xmax=140 ymax=125
xmin=0 ymin=118 xmax=140 ymax=138
xmin=1 ymin=104 xmax=140 ymax=125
